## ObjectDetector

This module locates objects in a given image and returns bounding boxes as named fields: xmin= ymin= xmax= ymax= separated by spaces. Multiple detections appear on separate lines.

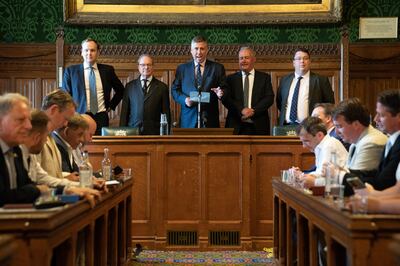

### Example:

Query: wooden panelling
xmin=86 ymin=136 xmax=313 ymax=250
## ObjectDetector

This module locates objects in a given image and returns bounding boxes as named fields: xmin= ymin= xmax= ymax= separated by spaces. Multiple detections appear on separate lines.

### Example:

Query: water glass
xmin=281 ymin=170 xmax=289 ymax=183
xmin=351 ymin=194 xmax=368 ymax=214
xmin=330 ymin=184 xmax=345 ymax=207
xmin=123 ymin=168 xmax=132 ymax=181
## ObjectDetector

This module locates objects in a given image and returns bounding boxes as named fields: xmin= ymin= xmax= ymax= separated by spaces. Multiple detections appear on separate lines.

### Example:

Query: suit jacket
xmin=38 ymin=135 xmax=64 ymax=179
xmin=120 ymin=77 xmax=171 ymax=135
xmin=0 ymin=145 xmax=40 ymax=206
xmin=62 ymin=63 xmax=124 ymax=114
xmin=276 ymin=71 xmax=334 ymax=125
xmin=343 ymin=134 xmax=400 ymax=195
xmin=52 ymin=132 xmax=79 ymax=173
xmin=222 ymin=70 xmax=274 ymax=135
xmin=171 ymin=60 xmax=227 ymax=128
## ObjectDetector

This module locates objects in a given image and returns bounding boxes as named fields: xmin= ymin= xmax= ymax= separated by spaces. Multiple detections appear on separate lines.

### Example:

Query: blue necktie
xmin=196 ymin=64 xmax=202 ymax=90
xmin=89 ymin=66 xmax=98 ymax=114
xmin=243 ymin=72 xmax=250 ymax=108
xmin=289 ymin=76 xmax=303 ymax=123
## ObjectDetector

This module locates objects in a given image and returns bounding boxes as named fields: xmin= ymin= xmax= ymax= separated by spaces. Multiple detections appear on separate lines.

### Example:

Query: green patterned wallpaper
xmin=0 ymin=0 xmax=399 ymax=44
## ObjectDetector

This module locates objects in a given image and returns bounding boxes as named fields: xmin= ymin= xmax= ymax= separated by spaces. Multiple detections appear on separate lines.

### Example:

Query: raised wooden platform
xmin=86 ymin=135 xmax=314 ymax=250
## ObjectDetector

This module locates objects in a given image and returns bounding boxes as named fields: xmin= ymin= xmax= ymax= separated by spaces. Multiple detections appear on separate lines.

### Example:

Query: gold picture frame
xmin=64 ymin=0 xmax=342 ymax=25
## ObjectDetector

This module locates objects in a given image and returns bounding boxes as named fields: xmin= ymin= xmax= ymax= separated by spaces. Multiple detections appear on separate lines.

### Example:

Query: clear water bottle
xmin=160 ymin=113 xmax=168 ymax=135
xmin=102 ymin=147 xmax=112 ymax=181
xmin=79 ymin=150 xmax=93 ymax=188
xmin=325 ymin=150 xmax=338 ymax=197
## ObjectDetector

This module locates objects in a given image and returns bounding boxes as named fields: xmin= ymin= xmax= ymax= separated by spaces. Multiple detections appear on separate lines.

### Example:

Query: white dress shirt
xmin=285 ymin=71 xmax=310 ymax=123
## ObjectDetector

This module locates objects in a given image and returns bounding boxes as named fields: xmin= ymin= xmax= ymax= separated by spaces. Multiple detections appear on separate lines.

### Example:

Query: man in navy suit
xmin=0 ymin=93 xmax=46 ymax=206
xmin=222 ymin=47 xmax=274 ymax=135
xmin=172 ymin=36 xmax=226 ymax=128
xmin=276 ymin=48 xmax=334 ymax=126
xmin=62 ymin=38 xmax=124 ymax=135
xmin=120 ymin=54 xmax=171 ymax=135
xmin=342 ymin=90 xmax=400 ymax=194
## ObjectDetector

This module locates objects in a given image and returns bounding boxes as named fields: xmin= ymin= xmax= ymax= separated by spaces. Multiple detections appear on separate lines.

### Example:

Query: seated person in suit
xmin=312 ymin=103 xmax=349 ymax=150
xmin=37 ymin=90 xmax=76 ymax=180
xmin=171 ymin=35 xmax=226 ymax=128
xmin=53 ymin=113 xmax=88 ymax=175
xmin=330 ymin=98 xmax=387 ymax=195
xmin=0 ymin=93 xmax=46 ymax=206
xmin=119 ymin=54 xmax=171 ymax=135
xmin=73 ymin=114 xmax=97 ymax=166
xmin=276 ymin=48 xmax=334 ymax=126
xmin=222 ymin=47 xmax=274 ymax=135
xmin=293 ymin=116 xmax=348 ymax=188
xmin=342 ymin=90 xmax=400 ymax=193
xmin=22 ymin=110 xmax=79 ymax=187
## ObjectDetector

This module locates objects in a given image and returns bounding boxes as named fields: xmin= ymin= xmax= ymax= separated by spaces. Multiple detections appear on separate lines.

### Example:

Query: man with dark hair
xmin=343 ymin=90 xmax=400 ymax=192
xmin=172 ymin=35 xmax=226 ymax=128
xmin=62 ymin=38 xmax=124 ymax=135
xmin=223 ymin=47 xmax=274 ymax=135
xmin=276 ymin=48 xmax=334 ymax=126
xmin=294 ymin=116 xmax=348 ymax=188
xmin=332 ymin=98 xmax=387 ymax=187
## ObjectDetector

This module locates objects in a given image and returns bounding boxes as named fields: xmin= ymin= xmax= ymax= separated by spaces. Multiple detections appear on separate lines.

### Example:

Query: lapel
xmin=201 ymin=60 xmax=212 ymax=91
xmin=13 ymin=146 xmax=29 ymax=187
xmin=47 ymin=135 xmax=62 ymax=169
xmin=308 ymin=72 xmax=317 ymax=109
xmin=282 ymin=73 xmax=295 ymax=104
xmin=144 ymin=78 xmax=155 ymax=103
xmin=189 ymin=61 xmax=196 ymax=90
xmin=251 ymin=71 xmax=261 ymax=104
xmin=0 ymin=150 xmax=10 ymax=189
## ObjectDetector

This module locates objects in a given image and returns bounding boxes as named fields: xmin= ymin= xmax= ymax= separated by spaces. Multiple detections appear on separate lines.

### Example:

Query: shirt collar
xmin=141 ymin=76 xmax=153 ymax=82
xmin=0 ymin=138 xmax=12 ymax=155
xmin=295 ymin=70 xmax=310 ymax=79
xmin=242 ymin=69 xmax=255 ymax=77
xmin=315 ymin=134 xmax=329 ymax=152
xmin=84 ymin=62 xmax=98 ymax=70
xmin=388 ymin=130 xmax=400 ymax=146
xmin=195 ymin=60 xmax=206 ymax=68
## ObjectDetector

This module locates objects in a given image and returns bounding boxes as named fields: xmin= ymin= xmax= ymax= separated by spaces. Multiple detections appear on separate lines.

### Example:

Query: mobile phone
xmin=346 ymin=177 xmax=366 ymax=190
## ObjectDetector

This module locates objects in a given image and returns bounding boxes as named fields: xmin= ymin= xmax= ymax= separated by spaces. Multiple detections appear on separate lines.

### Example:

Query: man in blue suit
xmin=222 ymin=47 xmax=274 ymax=135
xmin=276 ymin=48 xmax=334 ymax=126
xmin=62 ymin=38 xmax=124 ymax=135
xmin=172 ymin=36 xmax=226 ymax=128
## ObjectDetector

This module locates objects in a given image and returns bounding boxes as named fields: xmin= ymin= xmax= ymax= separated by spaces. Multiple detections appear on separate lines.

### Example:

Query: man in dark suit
xmin=62 ymin=38 xmax=124 ymax=135
xmin=222 ymin=47 xmax=274 ymax=135
xmin=171 ymin=35 xmax=226 ymax=128
xmin=0 ymin=93 xmax=45 ymax=206
xmin=120 ymin=54 xmax=171 ymax=135
xmin=276 ymin=48 xmax=334 ymax=126
xmin=342 ymin=90 xmax=400 ymax=194
xmin=53 ymin=114 xmax=88 ymax=174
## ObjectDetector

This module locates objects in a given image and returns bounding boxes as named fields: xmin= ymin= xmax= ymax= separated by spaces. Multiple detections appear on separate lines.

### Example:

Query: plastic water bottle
xmin=160 ymin=113 xmax=168 ymax=135
xmin=102 ymin=147 xmax=112 ymax=181
xmin=79 ymin=150 xmax=93 ymax=188
xmin=325 ymin=150 xmax=338 ymax=197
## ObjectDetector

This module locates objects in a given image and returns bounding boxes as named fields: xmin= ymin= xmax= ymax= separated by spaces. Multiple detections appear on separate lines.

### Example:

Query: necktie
xmin=243 ymin=72 xmax=250 ymax=108
xmin=89 ymin=66 xmax=98 ymax=114
xmin=289 ymin=76 xmax=303 ymax=123
xmin=196 ymin=64 xmax=202 ymax=90
xmin=348 ymin=144 xmax=356 ymax=164
xmin=142 ymin=79 xmax=148 ymax=95
xmin=384 ymin=140 xmax=392 ymax=158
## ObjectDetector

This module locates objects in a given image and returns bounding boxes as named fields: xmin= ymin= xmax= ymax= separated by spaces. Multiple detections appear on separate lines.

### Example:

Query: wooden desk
xmin=0 ymin=180 xmax=132 ymax=266
xmin=87 ymin=135 xmax=313 ymax=250
xmin=272 ymin=179 xmax=400 ymax=266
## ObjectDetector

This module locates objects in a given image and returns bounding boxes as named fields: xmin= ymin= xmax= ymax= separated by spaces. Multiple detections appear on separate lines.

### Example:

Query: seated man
xmin=294 ymin=116 xmax=348 ymax=188
xmin=22 ymin=109 xmax=101 ymax=207
xmin=343 ymin=90 xmax=400 ymax=191
xmin=331 ymin=98 xmax=387 ymax=195
xmin=53 ymin=113 xmax=88 ymax=174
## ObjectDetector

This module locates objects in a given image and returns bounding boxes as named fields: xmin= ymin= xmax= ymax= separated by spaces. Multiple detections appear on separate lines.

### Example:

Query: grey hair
xmin=0 ymin=93 xmax=30 ymax=117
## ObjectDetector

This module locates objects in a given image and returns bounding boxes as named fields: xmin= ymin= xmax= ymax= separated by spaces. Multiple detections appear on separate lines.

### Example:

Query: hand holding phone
xmin=346 ymin=176 xmax=366 ymax=190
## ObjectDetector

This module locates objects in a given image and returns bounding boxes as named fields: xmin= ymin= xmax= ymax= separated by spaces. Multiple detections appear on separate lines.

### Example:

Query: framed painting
xmin=64 ymin=0 xmax=342 ymax=25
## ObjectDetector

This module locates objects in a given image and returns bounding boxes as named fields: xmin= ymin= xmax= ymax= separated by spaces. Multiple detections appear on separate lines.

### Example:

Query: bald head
xmin=81 ymin=114 xmax=97 ymax=144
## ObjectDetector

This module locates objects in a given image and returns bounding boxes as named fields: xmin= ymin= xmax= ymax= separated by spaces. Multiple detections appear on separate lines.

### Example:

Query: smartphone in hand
xmin=346 ymin=176 xmax=366 ymax=190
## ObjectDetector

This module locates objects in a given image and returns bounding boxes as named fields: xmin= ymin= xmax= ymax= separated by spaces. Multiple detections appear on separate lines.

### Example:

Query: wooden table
xmin=0 ymin=180 xmax=132 ymax=266
xmin=272 ymin=178 xmax=400 ymax=266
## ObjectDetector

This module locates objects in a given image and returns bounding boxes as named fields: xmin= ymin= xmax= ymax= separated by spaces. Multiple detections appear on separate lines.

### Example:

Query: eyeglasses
xmin=293 ymin=57 xmax=310 ymax=61
xmin=139 ymin=64 xmax=153 ymax=67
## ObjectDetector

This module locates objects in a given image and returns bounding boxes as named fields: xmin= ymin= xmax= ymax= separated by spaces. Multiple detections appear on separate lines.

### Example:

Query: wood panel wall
xmin=0 ymin=42 xmax=342 ymax=131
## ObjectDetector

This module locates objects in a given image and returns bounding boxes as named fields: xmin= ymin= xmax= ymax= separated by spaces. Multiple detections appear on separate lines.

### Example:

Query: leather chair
xmin=101 ymin=127 xmax=139 ymax=136
xmin=272 ymin=125 xmax=298 ymax=136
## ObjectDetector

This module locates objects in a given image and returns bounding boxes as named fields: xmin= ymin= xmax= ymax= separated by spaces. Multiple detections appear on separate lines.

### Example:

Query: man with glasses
xmin=120 ymin=54 xmax=171 ymax=135
xmin=276 ymin=48 xmax=334 ymax=126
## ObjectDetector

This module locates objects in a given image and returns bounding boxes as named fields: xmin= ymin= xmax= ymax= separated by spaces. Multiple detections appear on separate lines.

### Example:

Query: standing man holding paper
xmin=171 ymin=35 xmax=226 ymax=128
